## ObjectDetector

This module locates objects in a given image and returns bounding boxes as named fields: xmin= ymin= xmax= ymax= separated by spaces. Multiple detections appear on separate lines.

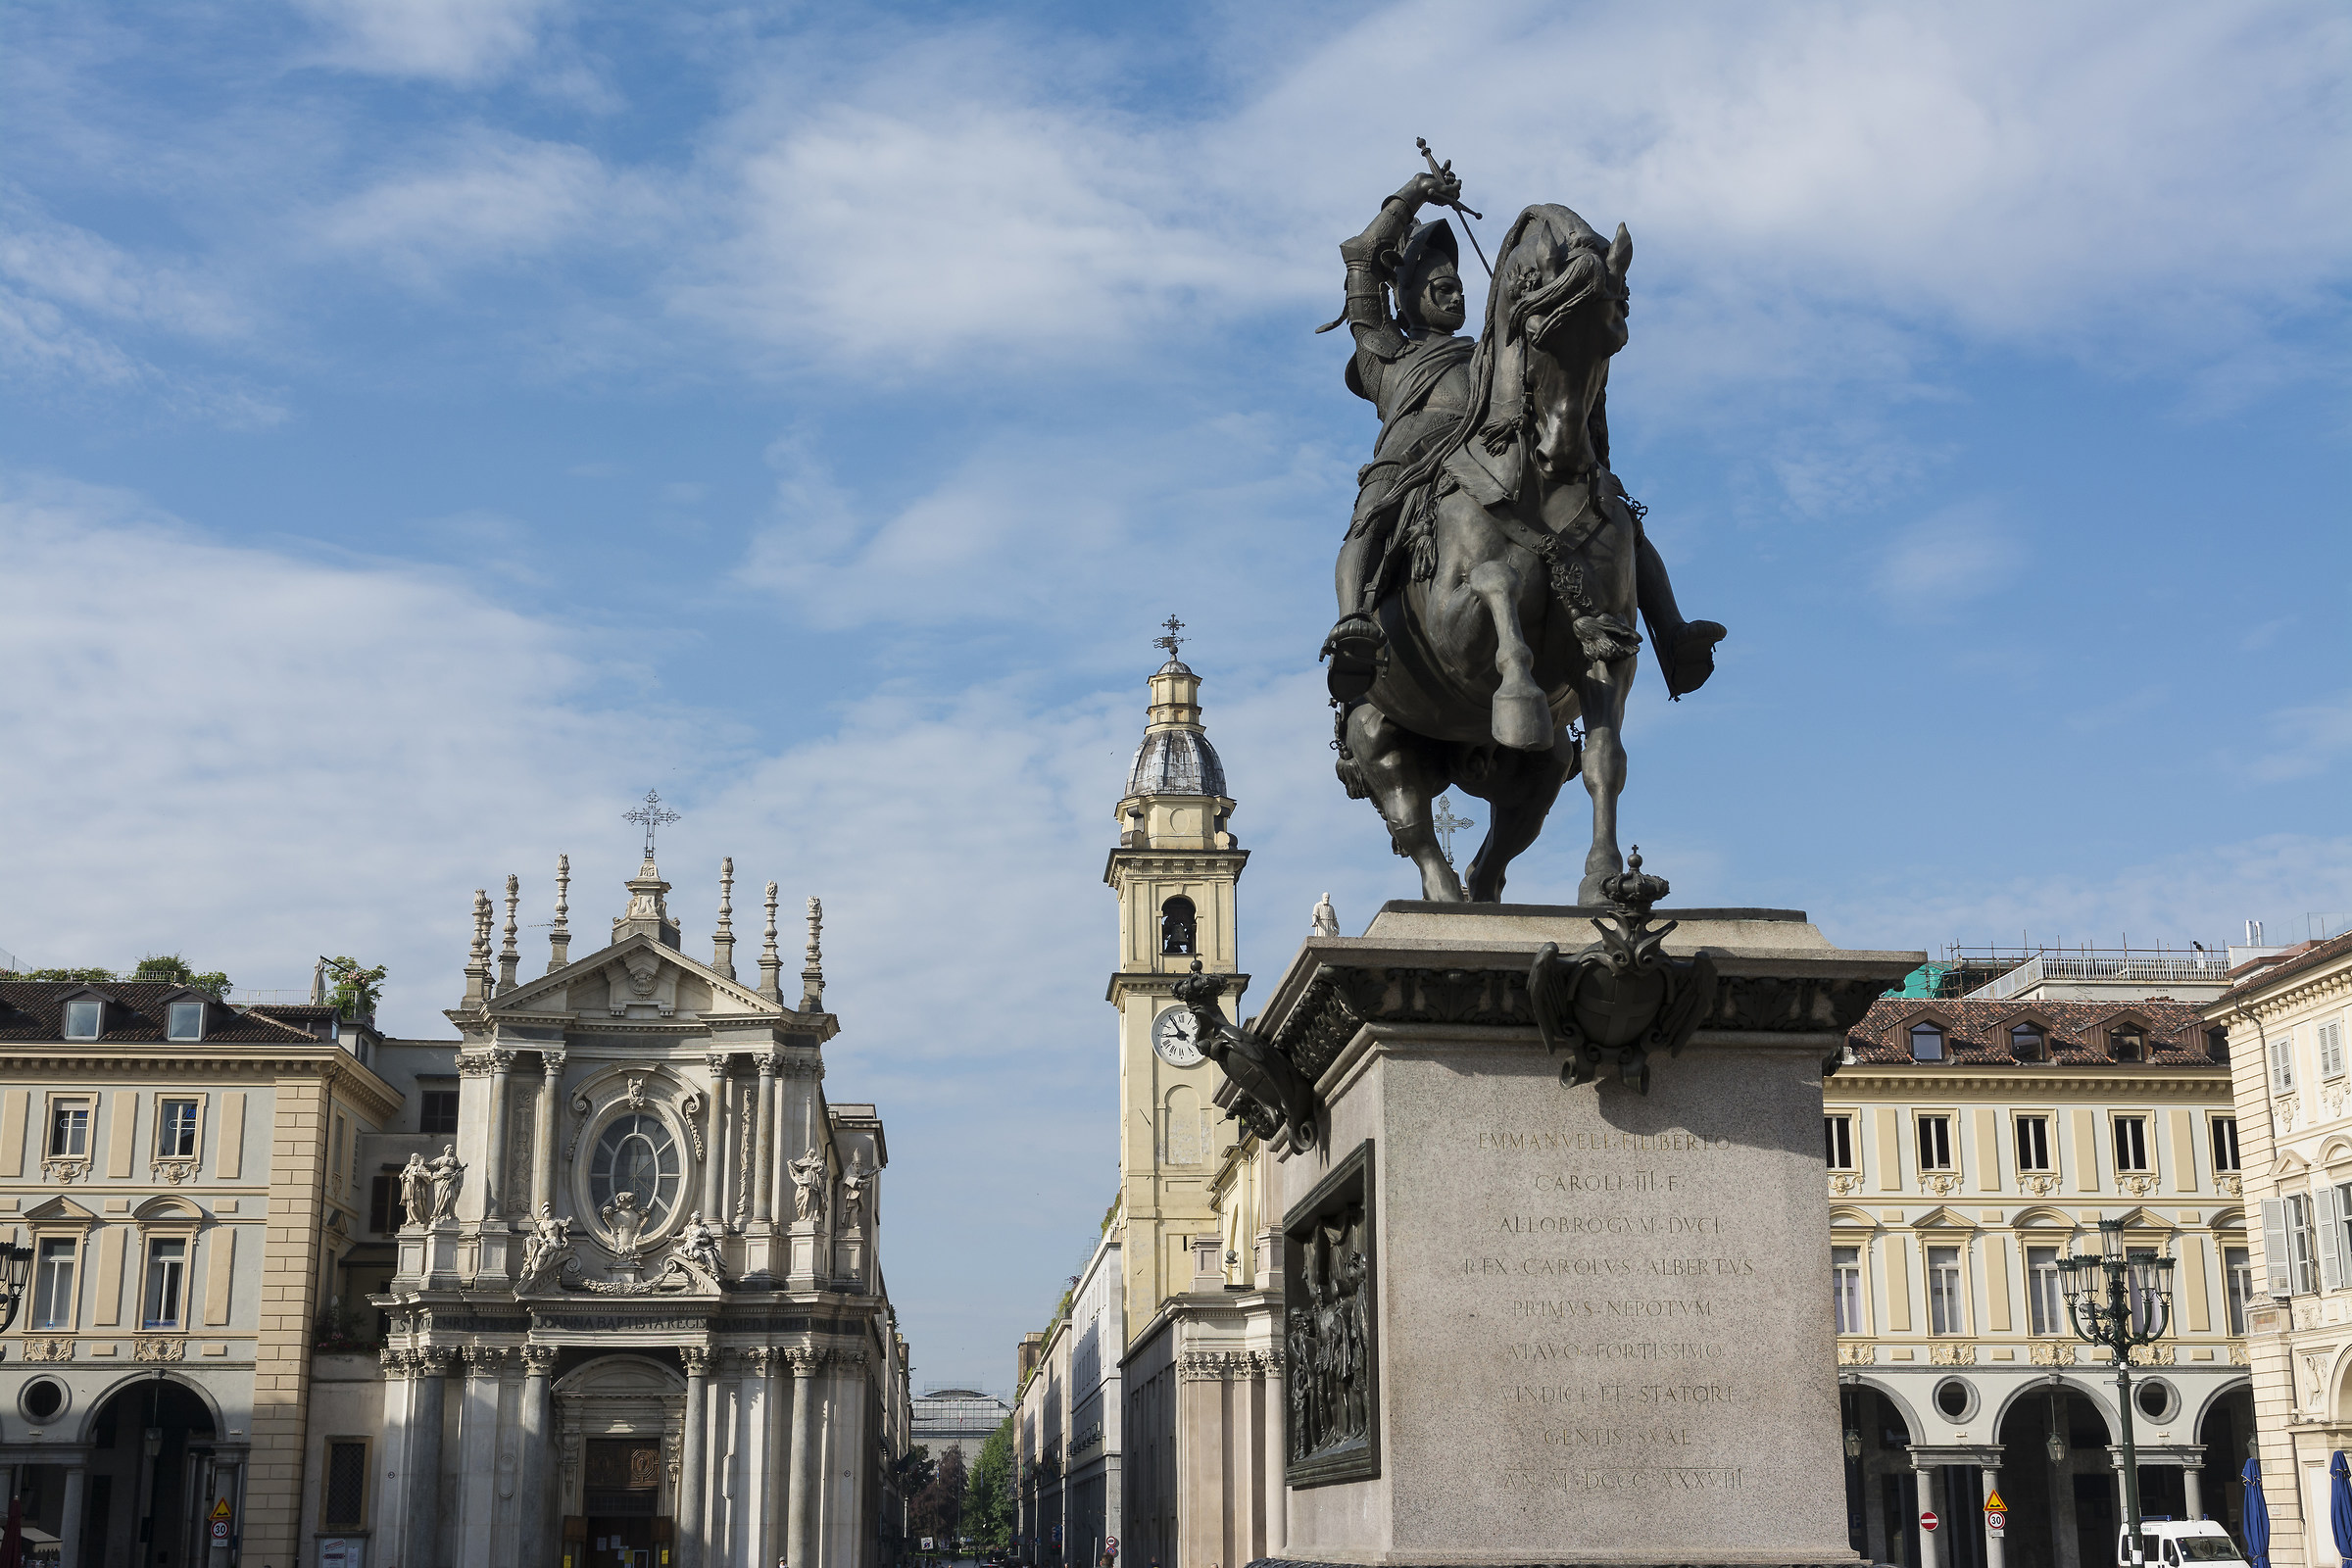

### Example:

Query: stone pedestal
xmin=1252 ymin=902 xmax=1919 ymax=1568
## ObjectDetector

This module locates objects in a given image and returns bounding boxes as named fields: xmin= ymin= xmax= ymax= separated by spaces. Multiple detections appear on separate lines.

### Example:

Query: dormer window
xmin=167 ymin=1002 xmax=205 ymax=1041
xmin=1909 ymin=1022 xmax=1945 ymax=1062
xmin=2206 ymin=1026 xmax=2230 ymax=1064
xmin=2111 ymin=1025 xmax=2146 ymax=1063
xmin=63 ymin=1000 xmax=101 ymax=1040
xmin=1160 ymin=896 xmax=1198 ymax=956
xmin=2009 ymin=1024 xmax=2046 ymax=1061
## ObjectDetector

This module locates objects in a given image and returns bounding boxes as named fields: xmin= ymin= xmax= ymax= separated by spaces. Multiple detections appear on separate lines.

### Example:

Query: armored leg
xmin=1634 ymin=531 xmax=1725 ymax=700
xmin=1323 ymin=504 xmax=1396 ymax=703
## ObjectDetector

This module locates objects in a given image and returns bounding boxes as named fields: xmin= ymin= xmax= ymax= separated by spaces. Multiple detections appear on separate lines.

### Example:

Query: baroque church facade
xmin=309 ymin=842 xmax=912 ymax=1568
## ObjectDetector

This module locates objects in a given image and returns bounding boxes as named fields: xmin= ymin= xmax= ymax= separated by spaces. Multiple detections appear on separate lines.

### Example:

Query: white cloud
xmin=312 ymin=130 xmax=656 ymax=285
xmin=2248 ymin=691 xmax=2352 ymax=783
xmin=292 ymin=0 xmax=562 ymax=85
xmin=1874 ymin=499 xmax=2023 ymax=603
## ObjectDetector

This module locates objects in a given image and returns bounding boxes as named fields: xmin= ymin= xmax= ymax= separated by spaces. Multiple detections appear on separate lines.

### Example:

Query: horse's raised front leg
xmin=1574 ymin=660 xmax=1633 ymax=903
xmin=1464 ymin=559 xmax=1552 ymax=752
xmin=1347 ymin=704 xmax=1463 ymax=901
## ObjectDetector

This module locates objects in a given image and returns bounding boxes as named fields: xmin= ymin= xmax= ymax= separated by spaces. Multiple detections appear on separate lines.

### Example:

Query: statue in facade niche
xmin=398 ymin=1152 xmax=432 ymax=1229
xmin=519 ymin=1204 xmax=575 ymax=1291
xmin=427 ymin=1145 xmax=466 ymax=1222
xmin=788 ymin=1152 xmax=828 ymax=1223
xmin=839 ymin=1162 xmax=872 ymax=1230
xmin=675 ymin=1211 xmax=725 ymax=1279
xmin=600 ymin=1190 xmax=648 ymax=1253
xmin=1317 ymin=152 xmax=1726 ymax=905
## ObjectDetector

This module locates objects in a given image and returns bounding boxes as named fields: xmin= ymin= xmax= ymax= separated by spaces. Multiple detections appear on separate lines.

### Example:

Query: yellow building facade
xmin=1832 ymin=986 xmax=2251 ymax=1568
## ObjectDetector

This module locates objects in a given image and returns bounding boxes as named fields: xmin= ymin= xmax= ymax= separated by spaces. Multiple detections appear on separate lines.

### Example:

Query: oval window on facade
xmin=589 ymin=1112 xmax=683 ymax=1229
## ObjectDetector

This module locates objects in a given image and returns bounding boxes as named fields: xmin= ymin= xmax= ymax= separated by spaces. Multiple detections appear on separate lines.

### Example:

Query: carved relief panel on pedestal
xmin=1284 ymin=1138 xmax=1378 ymax=1488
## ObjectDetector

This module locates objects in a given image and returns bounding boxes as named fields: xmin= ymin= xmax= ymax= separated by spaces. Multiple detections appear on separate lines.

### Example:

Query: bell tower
xmin=1104 ymin=623 xmax=1248 ymax=1347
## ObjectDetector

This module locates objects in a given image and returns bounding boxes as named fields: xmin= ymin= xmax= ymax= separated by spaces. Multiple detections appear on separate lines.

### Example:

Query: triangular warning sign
xmin=212 ymin=1501 xmax=232 ymax=1521
xmin=1984 ymin=1490 xmax=2007 ymax=1512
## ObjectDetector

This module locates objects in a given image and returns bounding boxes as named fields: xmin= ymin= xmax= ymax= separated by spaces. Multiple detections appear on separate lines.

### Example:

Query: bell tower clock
xmin=1104 ymin=623 xmax=1247 ymax=1348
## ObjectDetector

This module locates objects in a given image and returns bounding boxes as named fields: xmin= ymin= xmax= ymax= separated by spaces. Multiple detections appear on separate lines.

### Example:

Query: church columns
xmin=520 ymin=1348 xmax=558 ymax=1568
xmin=531 ymin=1050 xmax=564 ymax=1218
xmin=681 ymin=1348 xmax=711 ymax=1568
xmin=704 ymin=1054 xmax=732 ymax=1228
xmin=483 ymin=1049 xmax=516 ymax=1219
xmin=407 ymin=1348 xmax=453 ymax=1568
xmin=457 ymin=1347 xmax=506 ymax=1564
xmin=754 ymin=1054 xmax=779 ymax=1228
xmin=756 ymin=1349 xmax=788 ymax=1568
xmin=788 ymin=1349 xmax=824 ymax=1568
xmin=1261 ymin=1350 xmax=1287 ymax=1556
xmin=824 ymin=1351 xmax=869 ymax=1568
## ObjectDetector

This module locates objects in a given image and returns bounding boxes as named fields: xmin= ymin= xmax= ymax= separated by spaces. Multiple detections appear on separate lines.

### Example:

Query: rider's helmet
xmin=1391 ymin=219 xmax=1460 ymax=331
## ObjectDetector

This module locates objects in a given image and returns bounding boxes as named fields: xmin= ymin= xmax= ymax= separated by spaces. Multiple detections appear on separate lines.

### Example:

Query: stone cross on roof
xmin=1153 ymin=614 xmax=1186 ymax=660
xmin=624 ymin=789 xmax=681 ymax=859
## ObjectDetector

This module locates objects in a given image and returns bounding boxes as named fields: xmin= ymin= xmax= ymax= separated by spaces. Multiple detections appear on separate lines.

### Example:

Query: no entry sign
xmin=1920 ymin=1511 xmax=1940 ymax=1533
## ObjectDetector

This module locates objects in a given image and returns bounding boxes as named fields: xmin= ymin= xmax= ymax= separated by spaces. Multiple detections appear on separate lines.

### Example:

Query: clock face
xmin=1152 ymin=1005 xmax=1205 ymax=1067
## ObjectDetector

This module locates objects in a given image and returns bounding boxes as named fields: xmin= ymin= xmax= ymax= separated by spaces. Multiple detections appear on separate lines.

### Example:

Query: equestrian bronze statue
xmin=1319 ymin=158 xmax=1724 ymax=904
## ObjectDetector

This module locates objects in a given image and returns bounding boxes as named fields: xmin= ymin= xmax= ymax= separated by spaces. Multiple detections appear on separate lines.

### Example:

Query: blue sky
xmin=3 ymin=0 xmax=2347 ymax=1387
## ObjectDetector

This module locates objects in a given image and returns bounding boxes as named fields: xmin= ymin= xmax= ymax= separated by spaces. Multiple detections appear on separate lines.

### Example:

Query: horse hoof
xmin=1492 ymin=689 xmax=1552 ymax=751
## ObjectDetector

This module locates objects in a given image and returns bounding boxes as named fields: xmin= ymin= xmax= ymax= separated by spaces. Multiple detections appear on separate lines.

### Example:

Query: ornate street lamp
xmin=2059 ymin=1219 xmax=2176 ymax=1568
xmin=2044 ymin=1382 xmax=2069 ymax=1466
xmin=0 ymin=1242 xmax=31 ymax=1332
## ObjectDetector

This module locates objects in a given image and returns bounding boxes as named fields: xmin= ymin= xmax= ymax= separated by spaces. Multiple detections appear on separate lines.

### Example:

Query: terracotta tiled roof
xmin=0 ymin=981 xmax=322 ymax=1045
xmin=1845 ymin=996 xmax=2220 ymax=1067
xmin=2219 ymin=930 xmax=2352 ymax=1003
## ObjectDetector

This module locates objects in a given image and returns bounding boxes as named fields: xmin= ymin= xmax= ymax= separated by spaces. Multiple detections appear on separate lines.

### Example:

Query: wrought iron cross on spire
xmin=1154 ymin=614 xmax=1186 ymax=660
xmin=624 ymin=789 xmax=681 ymax=859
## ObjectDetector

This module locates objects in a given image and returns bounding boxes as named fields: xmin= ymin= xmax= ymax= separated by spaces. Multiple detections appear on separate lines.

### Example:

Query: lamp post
xmin=0 ymin=1242 xmax=30 ymax=1332
xmin=2058 ymin=1219 xmax=2175 ymax=1568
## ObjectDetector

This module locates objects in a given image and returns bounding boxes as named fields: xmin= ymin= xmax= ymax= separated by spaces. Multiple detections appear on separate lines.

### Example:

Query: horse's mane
xmin=1367 ymin=205 xmax=1617 ymax=525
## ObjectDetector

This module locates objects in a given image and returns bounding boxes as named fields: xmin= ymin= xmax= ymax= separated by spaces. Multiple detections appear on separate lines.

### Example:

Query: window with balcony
xmin=156 ymin=1100 xmax=199 ymax=1160
xmin=2027 ymin=1245 xmax=2064 ymax=1337
xmin=31 ymin=1239 xmax=77 ymax=1330
xmin=1833 ymin=1246 xmax=1863 ymax=1333
xmin=1917 ymin=1115 xmax=1954 ymax=1172
xmin=2017 ymin=1115 xmax=2052 ymax=1172
xmin=2212 ymin=1117 xmax=2240 ymax=1174
xmin=166 ymin=1002 xmax=204 ymax=1042
xmin=1824 ymin=1115 xmax=1854 ymax=1170
xmin=142 ymin=1239 xmax=186 ymax=1329
xmin=1928 ymin=1245 xmax=1965 ymax=1335
xmin=2115 ymin=1116 xmax=2151 ymax=1173
xmin=1909 ymin=1023 xmax=1945 ymax=1062
xmin=2226 ymin=1246 xmax=2253 ymax=1335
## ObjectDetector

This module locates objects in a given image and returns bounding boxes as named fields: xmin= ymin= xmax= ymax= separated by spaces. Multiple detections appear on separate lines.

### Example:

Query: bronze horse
xmin=1337 ymin=204 xmax=1655 ymax=905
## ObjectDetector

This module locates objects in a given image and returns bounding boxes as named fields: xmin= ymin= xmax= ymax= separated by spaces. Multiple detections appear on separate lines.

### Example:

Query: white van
xmin=2117 ymin=1520 xmax=2250 ymax=1568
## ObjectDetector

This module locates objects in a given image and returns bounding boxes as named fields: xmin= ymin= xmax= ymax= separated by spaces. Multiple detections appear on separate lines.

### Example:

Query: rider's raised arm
xmin=1338 ymin=173 xmax=1448 ymax=398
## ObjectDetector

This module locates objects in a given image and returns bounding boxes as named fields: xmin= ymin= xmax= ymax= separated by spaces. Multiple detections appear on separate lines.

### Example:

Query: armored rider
xmin=1320 ymin=168 xmax=1725 ymax=706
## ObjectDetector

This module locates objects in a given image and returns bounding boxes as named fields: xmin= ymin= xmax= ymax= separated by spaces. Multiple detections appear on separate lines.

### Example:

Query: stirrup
xmin=1320 ymin=613 xmax=1386 ymax=704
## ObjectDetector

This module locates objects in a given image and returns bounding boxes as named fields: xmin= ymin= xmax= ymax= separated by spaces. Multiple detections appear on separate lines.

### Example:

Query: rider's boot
xmin=1633 ymin=529 xmax=1726 ymax=700
xmin=1322 ymin=610 xmax=1386 ymax=704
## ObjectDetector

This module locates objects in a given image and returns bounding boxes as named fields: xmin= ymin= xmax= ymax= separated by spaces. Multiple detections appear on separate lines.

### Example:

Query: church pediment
xmin=492 ymin=933 xmax=779 ymax=1023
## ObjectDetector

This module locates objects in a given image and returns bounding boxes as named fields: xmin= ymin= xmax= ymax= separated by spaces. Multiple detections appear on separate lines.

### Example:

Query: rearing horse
xmin=1336 ymin=205 xmax=1647 ymax=905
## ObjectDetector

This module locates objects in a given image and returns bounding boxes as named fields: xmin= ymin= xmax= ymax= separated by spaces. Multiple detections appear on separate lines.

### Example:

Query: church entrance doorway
xmin=582 ymin=1438 xmax=671 ymax=1568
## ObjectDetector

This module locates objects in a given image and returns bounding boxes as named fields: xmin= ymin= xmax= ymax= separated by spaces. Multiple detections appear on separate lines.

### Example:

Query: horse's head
xmin=1491 ymin=204 xmax=1632 ymax=480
